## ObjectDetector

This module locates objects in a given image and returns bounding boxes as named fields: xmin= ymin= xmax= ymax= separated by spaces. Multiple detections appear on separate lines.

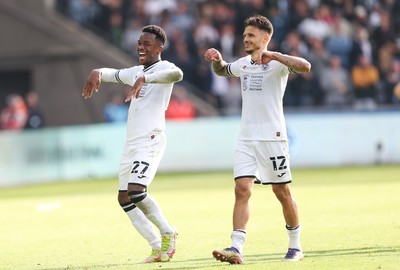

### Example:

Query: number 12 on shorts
xmin=269 ymin=156 xmax=287 ymax=171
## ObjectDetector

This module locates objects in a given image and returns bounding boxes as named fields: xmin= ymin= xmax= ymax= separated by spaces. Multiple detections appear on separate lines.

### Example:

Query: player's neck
xmin=143 ymin=59 xmax=161 ymax=69
xmin=250 ymin=50 xmax=262 ymax=63
xmin=250 ymin=45 xmax=267 ymax=63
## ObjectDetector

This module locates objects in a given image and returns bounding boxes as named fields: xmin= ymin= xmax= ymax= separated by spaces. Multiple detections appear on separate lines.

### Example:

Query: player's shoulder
xmin=157 ymin=60 xmax=178 ymax=69
xmin=230 ymin=55 xmax=251 ymax=66
xmin=124 ymin=65 xmax=143 ymax=74
xmin=227 ymin=56 xmax=251 ymax=72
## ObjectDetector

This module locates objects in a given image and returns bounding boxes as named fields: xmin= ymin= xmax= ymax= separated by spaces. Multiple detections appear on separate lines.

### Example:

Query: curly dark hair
xmin=244 ymin=15 xmax=273 ymax=35
xmin=142 ymin=25 xmax=167 ymax=45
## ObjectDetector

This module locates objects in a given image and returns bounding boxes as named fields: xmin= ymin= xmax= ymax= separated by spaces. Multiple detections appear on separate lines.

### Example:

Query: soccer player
xmin=82 ymin=25 xmax=183 ymax=263
xmin=204 ymin=15 xmax=311 ymax=264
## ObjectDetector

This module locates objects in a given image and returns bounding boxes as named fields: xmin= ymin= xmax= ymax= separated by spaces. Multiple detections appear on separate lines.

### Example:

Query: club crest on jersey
xmin=261 ymin=63 xmax=269 ymax=71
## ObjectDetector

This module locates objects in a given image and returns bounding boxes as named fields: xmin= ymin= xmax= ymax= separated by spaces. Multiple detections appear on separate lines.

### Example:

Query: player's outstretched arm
xmin=125 ymin=67 xmax=183 ymax=101
xmin=204 ymin=48 xmax=229 ymax=76
xmin=259 ymin=51 xmax=311 ymax=74
xmin=82 ymin=69 xmax=102 ymax=99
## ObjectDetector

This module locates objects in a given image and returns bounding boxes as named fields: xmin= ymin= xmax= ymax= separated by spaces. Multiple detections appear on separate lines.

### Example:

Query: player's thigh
xmin=119 ymin=145 xmax=132 ymax=191
xmin=119 ymin=134 xmax=166 ymax=190
xmin=233 ymin=140 xmax=258 ymax=180
xmin=254 ymin=141 xmax=292 ymax=184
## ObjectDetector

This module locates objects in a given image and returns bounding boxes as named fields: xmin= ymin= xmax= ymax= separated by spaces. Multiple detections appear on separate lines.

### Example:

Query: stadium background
xmin=0 ymin=0 xmax=399 ymax=186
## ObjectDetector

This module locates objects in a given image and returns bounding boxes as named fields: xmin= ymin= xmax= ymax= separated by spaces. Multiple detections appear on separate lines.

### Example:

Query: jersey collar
xmin=143 ymin=60 xmax=161 ymax=72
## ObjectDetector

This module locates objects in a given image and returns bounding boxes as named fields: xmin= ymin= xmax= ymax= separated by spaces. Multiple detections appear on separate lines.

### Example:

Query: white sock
xmin=135 ymin=194 xmax=173 ymax=235
xmin=286 ymin=224 xmax=302 ymax=250
xmin=231 ymin=230 xmax=246 ymax=254
xmin=125 ymin=206 xmax=161 ymax=250
xmin=126 ymin=207 xmax=161 ymax=250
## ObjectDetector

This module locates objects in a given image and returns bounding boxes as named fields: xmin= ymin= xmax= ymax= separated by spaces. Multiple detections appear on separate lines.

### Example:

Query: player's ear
xmin=158 ymin=45 xmax=164 ymax=54
xmin=263 ymin=33 xmax=270 ymax=45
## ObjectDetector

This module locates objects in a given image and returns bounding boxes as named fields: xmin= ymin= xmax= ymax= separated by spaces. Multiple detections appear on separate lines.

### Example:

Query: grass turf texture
xmin=0 ymin=165 xmax=399 ymax=270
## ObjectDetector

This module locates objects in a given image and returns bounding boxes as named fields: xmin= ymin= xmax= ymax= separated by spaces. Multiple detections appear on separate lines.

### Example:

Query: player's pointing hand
xmin=82 ymin=69 xmax=101 ymax=99
xmin=125 ymin=76 xmax=145 ymax=102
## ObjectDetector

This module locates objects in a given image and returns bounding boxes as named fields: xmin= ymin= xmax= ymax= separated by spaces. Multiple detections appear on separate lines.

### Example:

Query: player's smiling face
xmin=243 ymin=26 xmax=267 ymax=55
xmin=137 ymin=32 xmax=163 ymax=67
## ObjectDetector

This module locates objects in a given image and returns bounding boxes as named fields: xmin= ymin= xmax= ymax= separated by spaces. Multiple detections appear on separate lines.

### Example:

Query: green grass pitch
xmin=1 ymin=165 xmax=399 ymax=270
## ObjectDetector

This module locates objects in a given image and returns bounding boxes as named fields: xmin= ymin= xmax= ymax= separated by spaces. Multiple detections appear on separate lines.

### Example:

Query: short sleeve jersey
xmin=110 ymin=60 xmax=177 ymax=144
xmin=227 ymin=55 xmax=291 ymax=141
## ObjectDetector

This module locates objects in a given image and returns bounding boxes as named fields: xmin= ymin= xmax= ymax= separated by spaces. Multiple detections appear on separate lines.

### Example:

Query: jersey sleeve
xmin=145 ymin=64 xmax=183 ymax=84
xmin=275 ymin=61 xmax=291 ymax=76
xmin=99 ymin=67 xmax=139 ymax=86
xmin=226 ymin=60 xmax=241 ymax=77
xmin=115 ymin=67 xmax=141 ymax=86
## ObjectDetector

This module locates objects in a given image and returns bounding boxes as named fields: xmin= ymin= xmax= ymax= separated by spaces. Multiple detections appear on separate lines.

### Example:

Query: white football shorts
xmin=118 ymin=132 xmax=166 ymax=191
xmin=234 ymin=139 xmax=292 ymax=184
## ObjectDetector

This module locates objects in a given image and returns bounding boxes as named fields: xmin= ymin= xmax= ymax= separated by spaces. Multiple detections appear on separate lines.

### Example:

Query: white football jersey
xmin=101 ymin=60 xmax=179 ymax=144
xmin=227 ymin=55 xmax=291 ymax=141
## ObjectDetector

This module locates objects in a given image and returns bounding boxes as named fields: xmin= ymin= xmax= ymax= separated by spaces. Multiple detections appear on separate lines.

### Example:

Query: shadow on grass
xmin=244 ymin=246 xmax=400 ymax=263
xmin=38 ymin=246 xmax=400 ymax=270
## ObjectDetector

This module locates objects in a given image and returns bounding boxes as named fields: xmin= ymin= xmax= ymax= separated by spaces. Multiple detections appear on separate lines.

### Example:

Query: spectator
xmin=220 ymin=77 xmax=241 ymax=116
xmin=267 ymin=5 xmax=288 ymax=45
xmin=381 ymin=58 xmax=400 ymax=104
xmin=0 ymin=94 xmax=28 ymax=131
xmin=325 ymin=19 xmax=353 ymax=69
xmin=307 ymin=37 xmax=331 ymax=79
xmin=194 ymin=17 xmax=219 ymax=47
xmin=351 ymin=54 xmax=380 ymax=110
xmin=393 ymin=82 xmax=400 ymax=105
xmin=209 ymin=70 xmax=230 ymax=115
xmin=297 ymin=6 xmax=332 ymax=42
xmin=103 ymin=92 xmax=128 ymax=123
xmin=370 ymin=10 xmax=394 ymax=55
xmin=108 ymin=11 xmax=124 ymax=48
xmin=169 ymin=1 xmax=194 ymax=35
xmin=349 ymin=26 xmax=373 ymax=68
xmin=166 ymin=30 xmax=198 ymax=86
xmin=144 ymin=0 xmax=177 ymax=20
xmin=320 ymin=55 xmax=352 ymax=108
xmin=281 ymin=31 xmax=308 ymax=57
xmin=68 ymin=0 xmax=99 ymax=27
xmin=287 ymin=0 xmax=309 ymax=33
xmin=122 ymin=18 xmax=144 ymax=56
xmin=165 ymin=85 xmax=196 ymax=120
xmin=25 ymin=90 xmax=45 ymax=129
xmin=285 ymin=51 xmax=320 ymax=107
xmin=218 ymin=23 xmax=237 ymax=63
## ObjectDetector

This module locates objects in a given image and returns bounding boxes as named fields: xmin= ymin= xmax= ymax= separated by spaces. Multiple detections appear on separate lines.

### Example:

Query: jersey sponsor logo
xmin=242 ymin=75 xmax=249 ymax=91
xmin=249 ymin=75 xmax=264 ymax=91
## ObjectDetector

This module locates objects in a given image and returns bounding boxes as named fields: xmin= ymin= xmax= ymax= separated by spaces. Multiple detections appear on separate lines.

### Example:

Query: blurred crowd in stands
xmin=56 ymin=0 xmax=400 ymax=118
xmin=0 ymin=91 xmax=45 ymax=131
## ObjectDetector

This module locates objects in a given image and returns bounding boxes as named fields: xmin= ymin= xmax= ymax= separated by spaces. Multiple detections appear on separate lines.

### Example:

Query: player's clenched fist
xmin=204 ymin=48 xmax=222 ymax=62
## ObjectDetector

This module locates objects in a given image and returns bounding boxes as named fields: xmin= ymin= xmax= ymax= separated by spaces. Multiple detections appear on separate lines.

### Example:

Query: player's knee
xmin=128 ymin=190 xmax=147 ymax=203
xmin=235 ymin=185 xmax=252 ymax=200
xmin=272 ymin=184 xmax=291 ymax=202
xmin=118 ymin=191 xmax=130 ymax=205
